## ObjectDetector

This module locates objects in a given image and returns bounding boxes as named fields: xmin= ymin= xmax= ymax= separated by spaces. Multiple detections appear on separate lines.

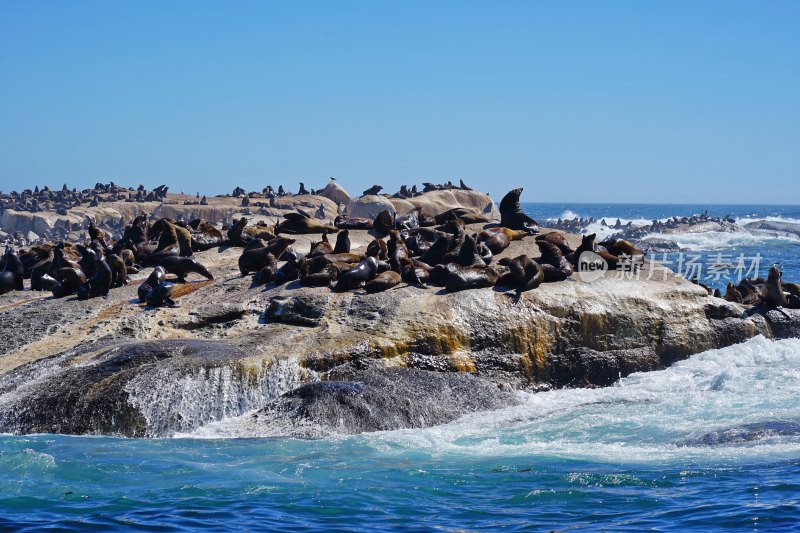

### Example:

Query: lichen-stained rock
xmin=1 ymin=220 xmax=798 ymax=439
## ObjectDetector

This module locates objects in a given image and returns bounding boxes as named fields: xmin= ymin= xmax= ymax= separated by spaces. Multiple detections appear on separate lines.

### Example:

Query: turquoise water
xmin=4 ymin=336 xmax=800 ymax=530
xmin=2 ymin=203 xmax=800 ymax=530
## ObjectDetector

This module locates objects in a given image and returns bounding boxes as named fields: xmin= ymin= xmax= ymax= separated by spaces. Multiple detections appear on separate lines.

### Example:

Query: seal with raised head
xmin=227 ymin=217 xmax=252 ymax=246
xmin=158 ymin=256 xmax=214 ymax=282
xmin=457 ymin=234 xmax=485 ymax=267
xmin=366 ymin=238 xmax=388 ymax=260
xmin=504 ymin=254 xmax=544 ymax=295
xmin=254 ymin=253 xmax=279 ymax=286
xmin=387 ymin=230 xmax=409 ymax=272
xmin=363 ymin=185 xmax=383 ymax=196
xmin=271 ymin=251 xmax=305 ymax=286
xmin=30 ymin=256 xmax=54 ymax=291
xmin=535 ymin=241 xmax=573 ymax=282
xmin=146 ymin=281 xmax=176 ymax=307
xmin=499 ymin=188 xmax=539 ymax=232
xmin=76 ymin=257 xmax=113 ymax=300
xmin=308 ymin=234 xmax=333 ymax=258
xmin=138 ymin=266 xmax=167 ymax=302
xmin=0 ymin=246 xmax=25 ymax=294
xmin=238 ymin=237 xmax=295 ymax=275
xmin=334 ymin=256 xmax=379 ymax=292
xmin=373 ymin=210 xmax=395 ymax=237
xmin=51 ymin=268 xmax=87 ymax=298
xmin=108 ymin=254 xmax=128 ymax=288
xmin=333 ymin=229 xmax=351 ymax=254
xmin=763 ymin=266 xmax=787 ymax=307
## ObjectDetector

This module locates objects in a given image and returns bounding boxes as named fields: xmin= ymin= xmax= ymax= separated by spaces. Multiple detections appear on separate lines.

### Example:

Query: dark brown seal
xmin=499 ymin=188 xmax=538 ymax=231
xmin=158 ymin=256 xmax=214 ymax=282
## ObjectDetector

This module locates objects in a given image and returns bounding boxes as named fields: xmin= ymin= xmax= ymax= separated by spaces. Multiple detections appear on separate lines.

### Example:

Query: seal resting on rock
xmin=334 ymin=215 xmax=373 ymax=230
xmin=535 ymin=241 xmax=574 ymax=282
xmin=365 ymin=270 xmax=401 ymax=293
xmin=334 ymin=256 xmax=379 ymax=292
xmin=445 ymin=266 xmax=498 ymax=293
xmin=499 ymin=188 xmax=539 ymax=232
xmin=276 ymin=212 xmax=338 ymax=235
xmin=503 ymin=254 xmax=544 ymax=295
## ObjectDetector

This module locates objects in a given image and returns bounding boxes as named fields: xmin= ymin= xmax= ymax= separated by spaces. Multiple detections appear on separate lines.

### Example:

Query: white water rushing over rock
xmin=362 ymin=336 xmax=800 ymax=465
xmin=125 ymin=358 xmax=306 ymax=437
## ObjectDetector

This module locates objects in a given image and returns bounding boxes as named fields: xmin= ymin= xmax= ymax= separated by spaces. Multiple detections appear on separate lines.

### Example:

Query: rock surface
xmin=0 ymin=219 xmax=797 ymax=438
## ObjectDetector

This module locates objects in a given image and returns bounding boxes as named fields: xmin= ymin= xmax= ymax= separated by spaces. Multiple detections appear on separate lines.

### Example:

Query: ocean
xmin=2 ymin=203 xmax=800 ymax=531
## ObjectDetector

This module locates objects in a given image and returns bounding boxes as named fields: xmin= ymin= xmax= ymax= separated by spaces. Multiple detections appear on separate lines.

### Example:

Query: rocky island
xmin=1 ymin=180 xmax=798 ymax=439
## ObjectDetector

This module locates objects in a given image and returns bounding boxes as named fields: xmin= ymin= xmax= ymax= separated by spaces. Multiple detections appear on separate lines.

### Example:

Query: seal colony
xmin=1 ymin=180 xmax=798 ymax=315
xmin=2 ymin=178 xmax=800 ymax=439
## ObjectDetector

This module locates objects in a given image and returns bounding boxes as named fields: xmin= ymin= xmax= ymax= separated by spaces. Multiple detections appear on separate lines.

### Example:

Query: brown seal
xmin=76 ymin=257 xmax=112 ymax=300
xmin=334 ymin=256 xmax=379 ymax=292
xmin=333 ymin=229 xmax=351 ymax=254
xmin=51 ymin=267 xmax=87 ymax=298
xmin=535 ymin=232 xmax=573 ymax=255
xmin=445 ymin=266 xmax=498 ymax=293
xmin=373 ymin=210 xmax=395 ymax=236
xmin=388 ymin=230 xmax=410 ymax=272
xmin=365 ymin=270 xmax=401 ymax=293
xmin=499 ymin=188 xmax=538 ymax=231
xmin=506 ymin=254 xmax=544 ymax=295
xmin=276 ymin=212 xmax=338 ymax=235
xmin=309 ymin=234 xmax=334 ymax=257
xmin=238 ymin=237 xmax=295 ymax=275
xmin=158 ymin=256 xmax=214 ymax=282
xmin=366 ymin=239 xmax=388 ymax=260
xmin=535 ymin=241 xmax=573 ymax=282
xmin=763 ymin=266 xmax=787 ymax=307
xmin=107 ymin=254 xmax=128 ymax=288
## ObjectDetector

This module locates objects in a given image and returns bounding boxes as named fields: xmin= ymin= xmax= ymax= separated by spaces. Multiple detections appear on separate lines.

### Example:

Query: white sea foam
xmin=736 ymin=215 xmax=800 ymax=226
xmin=364 ymin=336 xmax=800 ymax=465
xmin=180 ymin=337 xmax=800 ymax=467
xmin=642 ymin=230 xmax=800 ymax=251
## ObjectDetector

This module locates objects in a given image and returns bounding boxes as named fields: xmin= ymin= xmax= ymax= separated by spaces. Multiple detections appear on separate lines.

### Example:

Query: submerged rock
xmin=249 ymin=364 xmax=519 ymax=437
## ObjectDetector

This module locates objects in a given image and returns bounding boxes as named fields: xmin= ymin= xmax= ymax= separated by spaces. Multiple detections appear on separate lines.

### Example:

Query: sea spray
xmin=125 ymin=358 xmax=307 ymax=437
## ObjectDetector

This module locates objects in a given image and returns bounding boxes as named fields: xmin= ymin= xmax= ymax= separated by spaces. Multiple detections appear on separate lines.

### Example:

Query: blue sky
xmin=1 ymin=1 xmax=798 ymax=203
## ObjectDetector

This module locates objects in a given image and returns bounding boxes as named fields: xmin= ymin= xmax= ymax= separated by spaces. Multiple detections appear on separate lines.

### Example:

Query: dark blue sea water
xmin=2 ymin=204 xmax=800 ymax=531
